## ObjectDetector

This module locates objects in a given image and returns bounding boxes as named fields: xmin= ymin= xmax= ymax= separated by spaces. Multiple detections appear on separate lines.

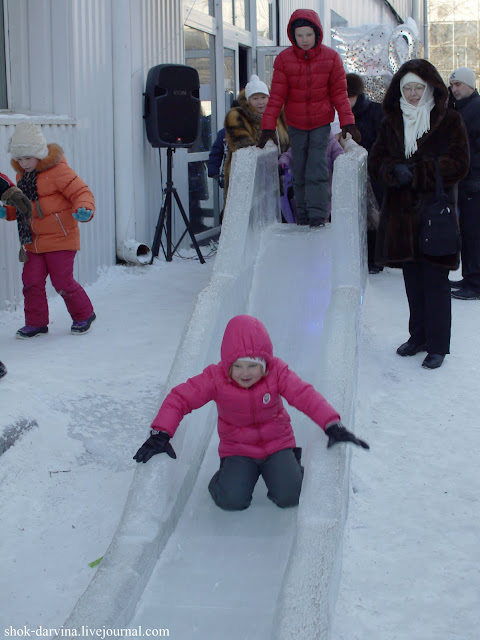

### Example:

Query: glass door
xmin=185 ymin=27 xmax=218 ymax=234
xmin=256 ymin=46 xmax=287 ymax=87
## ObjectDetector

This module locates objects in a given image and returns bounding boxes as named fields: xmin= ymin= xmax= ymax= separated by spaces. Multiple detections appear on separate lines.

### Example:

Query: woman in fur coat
xmin=223 ymin=75 xmax=289 ymax=208
xmin=369 ymin=59 xmax=469 ymax=369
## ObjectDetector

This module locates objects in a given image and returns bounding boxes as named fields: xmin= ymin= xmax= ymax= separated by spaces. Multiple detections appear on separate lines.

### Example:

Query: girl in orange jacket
xmin=2 ymin=122 xmax=96 ymax=338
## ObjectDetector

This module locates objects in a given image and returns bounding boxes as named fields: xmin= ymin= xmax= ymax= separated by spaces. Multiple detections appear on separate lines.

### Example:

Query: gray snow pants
xmin=208 ymin=447 xmax=303 ymax=511
xmin=288 ymin=124 xmax=331 ymax=224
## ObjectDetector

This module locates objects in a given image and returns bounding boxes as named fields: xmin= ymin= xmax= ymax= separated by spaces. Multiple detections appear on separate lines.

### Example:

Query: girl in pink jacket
xmin=134 ymin=315 xmax=368 ymax=510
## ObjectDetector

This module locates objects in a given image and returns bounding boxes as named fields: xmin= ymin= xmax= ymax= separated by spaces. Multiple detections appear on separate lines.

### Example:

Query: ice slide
xmin=59 ymin=142 xmax=368 ymax=639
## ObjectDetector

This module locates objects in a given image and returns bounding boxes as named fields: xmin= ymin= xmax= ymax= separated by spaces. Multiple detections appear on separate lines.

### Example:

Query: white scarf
xmin=399 ymin=72 xmax=435 ymax=158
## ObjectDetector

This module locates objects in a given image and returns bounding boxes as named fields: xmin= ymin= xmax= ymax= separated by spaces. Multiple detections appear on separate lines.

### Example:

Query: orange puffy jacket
xmin=6 ymin=144 xmax=95 ymax=254
xmin=261 ymin=9 xmax=354 ymax=132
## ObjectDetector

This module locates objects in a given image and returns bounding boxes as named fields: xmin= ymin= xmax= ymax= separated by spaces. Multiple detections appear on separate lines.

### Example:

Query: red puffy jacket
xmin=151 ymin=315 xmax=340 ymax=458
xmin=261 ymin=9 xmax=354 ymax=131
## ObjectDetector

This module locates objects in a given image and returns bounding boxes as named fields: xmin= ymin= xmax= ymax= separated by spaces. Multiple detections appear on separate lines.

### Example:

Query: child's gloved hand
xmin=133 ymin=430 xmax=177 ymax=463
xmin=341 ymin=124 xmax=362 ymax=144
xmin=73 ymin=207 xmax=93 ymax=222
xmin=1 ymin=186 xmax=33 ymax=219
xmin=325 ymin=423 xmax=369 ymax=449
xmin=257 ymin=130 xmax=276 ymax=149
xmin=0 ymin=204 xmax=6 ymax=219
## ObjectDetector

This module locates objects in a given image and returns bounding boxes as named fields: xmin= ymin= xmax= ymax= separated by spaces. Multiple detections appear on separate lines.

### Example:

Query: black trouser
xmin=208 ymin=448 xmax=303 ymax=511
xmin=458 ymin=189 xmax=480 ymax=292
xmin=402 ymin=261 xmax=451 ymax=355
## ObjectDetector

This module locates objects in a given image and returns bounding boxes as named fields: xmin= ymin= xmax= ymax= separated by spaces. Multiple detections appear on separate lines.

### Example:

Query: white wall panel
xmin=70 ymin=0 xmax=116 ymax=285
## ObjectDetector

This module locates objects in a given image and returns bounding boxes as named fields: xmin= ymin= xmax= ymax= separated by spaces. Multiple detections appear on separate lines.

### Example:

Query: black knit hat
xmin=290 ymin=18 xmax=320 ymax=46
xmin=346 ymin=73 xmax=365 ymax=97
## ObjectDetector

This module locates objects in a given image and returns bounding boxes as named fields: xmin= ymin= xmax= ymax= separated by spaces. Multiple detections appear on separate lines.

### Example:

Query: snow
xmin=1 ymin=139 xmax=479 ymax=639
xmin=0 ymin=255 xmax=478 ymax=639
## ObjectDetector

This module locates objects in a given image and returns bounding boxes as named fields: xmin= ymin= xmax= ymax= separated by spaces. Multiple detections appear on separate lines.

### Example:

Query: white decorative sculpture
xmin=332 ymin=18 xmax=420 ymax=101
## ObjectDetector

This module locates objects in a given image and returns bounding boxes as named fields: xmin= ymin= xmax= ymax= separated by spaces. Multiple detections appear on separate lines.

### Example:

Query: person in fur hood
xmin=2 ymin=122 xmax=96 ymax=339
xmin=223 ymin=75 xmax=289 ymax=210
xmin=369 ymin=59 xmax=470 ymax=369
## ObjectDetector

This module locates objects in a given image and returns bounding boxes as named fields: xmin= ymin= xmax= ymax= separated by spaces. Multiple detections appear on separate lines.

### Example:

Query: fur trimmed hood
xmin=11 ymin=143 xmax=64 ymax=175
xmin=383 ymin=59 xmax=448 ymax=127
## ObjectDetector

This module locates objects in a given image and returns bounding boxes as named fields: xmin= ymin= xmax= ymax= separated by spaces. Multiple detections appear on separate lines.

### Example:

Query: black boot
xmin=422 ymin=354 xmax=445 ymax=369
xmin=396 ymin=342 xmax=427 ymax=357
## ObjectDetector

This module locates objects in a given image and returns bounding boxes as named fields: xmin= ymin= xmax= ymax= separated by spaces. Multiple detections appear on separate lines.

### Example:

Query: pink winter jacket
xmin=151 ymin=315 xmax=341 ymax=458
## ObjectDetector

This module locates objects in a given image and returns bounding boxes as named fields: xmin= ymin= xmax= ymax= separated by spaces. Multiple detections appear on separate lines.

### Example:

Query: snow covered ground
xmin=1 ymin=252 xmax=479 ymax=639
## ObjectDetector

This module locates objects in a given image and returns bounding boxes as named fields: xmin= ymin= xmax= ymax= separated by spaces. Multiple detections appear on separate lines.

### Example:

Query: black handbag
xmin=419 ymin=159 xmax=460 ymax=256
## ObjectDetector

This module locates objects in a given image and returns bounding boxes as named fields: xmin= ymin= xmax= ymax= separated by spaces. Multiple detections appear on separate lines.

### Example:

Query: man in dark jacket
xmin=449 ymin=66 xmax=480 ymax=300
xmin=346 ymin=73 xmax=384 ymax=273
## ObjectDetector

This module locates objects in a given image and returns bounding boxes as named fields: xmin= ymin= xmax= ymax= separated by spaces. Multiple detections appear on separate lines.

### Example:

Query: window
xmin=223 ymin=1 xmax=250 ymax=31
xmin=184 ymin=0 xmax=214 ymax=17
xmin=257 ymin=0 xmax=273 ymax=40
xmin=0 ymin=0 xmax=7 ymax=109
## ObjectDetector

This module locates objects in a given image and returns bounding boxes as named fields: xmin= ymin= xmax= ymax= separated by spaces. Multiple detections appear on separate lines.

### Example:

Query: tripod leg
xmin=151 ymin=189 xmax=170 ymax=262
xmin=172 ymin=188 xmax=205 ymax=264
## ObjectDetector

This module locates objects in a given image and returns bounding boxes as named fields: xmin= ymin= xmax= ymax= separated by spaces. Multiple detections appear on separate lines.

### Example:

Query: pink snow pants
xmin=22 ymin=250 xmax=94 ymax=327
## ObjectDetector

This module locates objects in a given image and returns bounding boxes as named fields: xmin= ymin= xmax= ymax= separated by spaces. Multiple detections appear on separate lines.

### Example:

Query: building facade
xmin=0 ymin=0 xmax=422 ymax=310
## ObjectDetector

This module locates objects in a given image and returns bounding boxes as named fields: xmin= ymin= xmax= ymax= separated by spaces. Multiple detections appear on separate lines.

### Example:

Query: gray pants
xmin=288 ymin=125 xmax=330 ymax=224
xmin=208 ymin=448 xmax=303 ymax=511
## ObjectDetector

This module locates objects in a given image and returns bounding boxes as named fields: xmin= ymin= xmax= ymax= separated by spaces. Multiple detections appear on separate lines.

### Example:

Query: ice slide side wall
xmin=57 ymin=144 xmax=281 ymax=634
xmin=58 ymin=142 xmax=367 ymax=636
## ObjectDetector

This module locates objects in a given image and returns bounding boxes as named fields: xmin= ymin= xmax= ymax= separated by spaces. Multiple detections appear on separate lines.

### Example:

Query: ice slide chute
xmin=58 ymin=141 xmax=368 ymax=639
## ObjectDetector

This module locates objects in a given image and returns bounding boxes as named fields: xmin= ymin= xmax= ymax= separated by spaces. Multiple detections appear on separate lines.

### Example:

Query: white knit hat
xmin=245 ymin=75 xmax=269 ymax=101
xmin=8 ymin=122 xmax=49 ymax=160
xmin=449 ymin=67 xmax=476 ymax=90
xmin=235 ymin=356 xmax=266 ymax=372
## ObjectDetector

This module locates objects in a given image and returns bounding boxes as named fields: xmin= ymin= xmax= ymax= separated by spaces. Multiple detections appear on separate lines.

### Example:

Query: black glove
xmin=212 ymin=174 xmax=225 ymax=189
xmin=325 ymin=423 xmax=370 ymax=449
xmin=341 ymin=125 xmax=362 ymax=144
xmin=133 ymin=430 xmax=177 ymax=463
xmin=257 ymin=130 xmax=276 ymax=149
xmin=1 ymin=186 xmax=33 ymax=220
xmin=392 ymin=163 xmax=413 ymax=186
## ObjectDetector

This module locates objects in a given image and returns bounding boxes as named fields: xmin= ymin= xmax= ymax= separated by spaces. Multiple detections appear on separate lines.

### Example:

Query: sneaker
xmin=369 ymin=265 xmax=383 ymax=274
xmin=422 ymin=354 xmax=445 ymax=369
xmin=16 ymin=325 xmax=48 ymax=339
xmin=0 ymin=361 xmax=7 ymax=378
xmin=449 ymin=279 xmax=465 ymax=289
xmin=396 ymin=341 xmax=427 ymax=357
xmin=71 ymin=312 xmax=96 ymax=334
xmin=451 ymin=288 xmax=480 ymax=300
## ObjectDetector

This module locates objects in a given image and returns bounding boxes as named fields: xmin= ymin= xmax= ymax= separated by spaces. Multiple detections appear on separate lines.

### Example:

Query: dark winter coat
xmin=261 ymin=9 xmax=355 ymax=132
xmin=151 ymin=315 xmax=340 ymax=459
xmin=224 ymin=90 xmax=289 ymax=196
xmin=369 ymin=59 xmax=469 ymax=270
xmin=353 ymin=92 xmax=385 ymax=209
xmin=450 ymin=89 xmax=480 ymax=192
xmin=207 ymin=128 xmax=227 ymax=178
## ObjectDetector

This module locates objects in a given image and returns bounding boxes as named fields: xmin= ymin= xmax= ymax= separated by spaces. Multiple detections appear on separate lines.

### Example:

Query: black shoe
xmin=449 ymin=279 xmax=466 ymax=289
xmin=451 ymin=288 xmax=480 ymax=300
xmin=309 ymin=221 xmax=325 ymax=229
xmin=71 ymin=312 xmax=96 ymax=334
xmin=422 ymin=353 xmax=445 ymax=369
xmin=0 ymin=361 xmax=7 ymax=379
xmin=16 ymin=325 xmax=49 ymax=339
xmin=368 ymin=265 xmax=382 ymax=274
xmin=396 ymin=342 xmax=427 ymax=357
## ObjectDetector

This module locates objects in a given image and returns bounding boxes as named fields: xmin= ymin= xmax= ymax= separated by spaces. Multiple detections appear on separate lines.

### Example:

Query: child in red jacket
xmin=1 ymin=122 xmax=96 ymax=339
xmin=258 ymin=9 xmax=360 ymax=228
xmin=134 ymin=315 xmax=368 ymax=511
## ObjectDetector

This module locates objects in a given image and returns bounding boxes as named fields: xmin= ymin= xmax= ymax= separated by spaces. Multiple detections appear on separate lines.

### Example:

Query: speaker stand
xmin=151 ymin=147 xmax=205 ymax=264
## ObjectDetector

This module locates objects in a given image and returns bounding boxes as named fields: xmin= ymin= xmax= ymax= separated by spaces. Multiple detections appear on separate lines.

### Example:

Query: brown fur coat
xmin=369 ymin=59 xmax=469 ymax=269
xmin=223 ymin=90 xmax=289 ymax=197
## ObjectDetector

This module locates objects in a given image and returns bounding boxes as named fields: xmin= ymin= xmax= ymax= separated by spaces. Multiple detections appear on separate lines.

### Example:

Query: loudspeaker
xmin=144 ymin=64 xmax=201 ymax=148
